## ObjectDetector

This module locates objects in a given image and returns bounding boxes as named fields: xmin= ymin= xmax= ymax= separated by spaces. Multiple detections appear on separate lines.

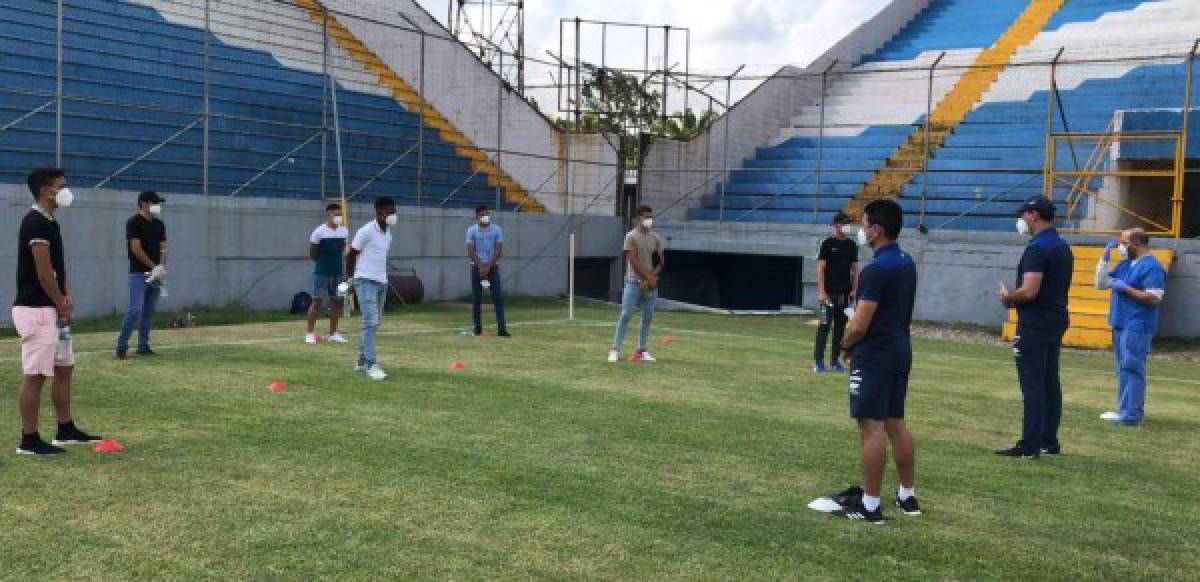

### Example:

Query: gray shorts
xmin=312 ymin=274 xmax=341 ymax=302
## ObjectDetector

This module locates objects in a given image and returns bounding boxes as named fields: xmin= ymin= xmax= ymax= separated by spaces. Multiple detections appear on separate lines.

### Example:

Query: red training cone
xmin=314 ymin=334 xmax=324 ymax=342
xmin=267 ymin=380 xmax=288 ymax=392
xmin=450 ymin=361 xmax=467 ymax=370
xmin=94 ymin=439 xmax=125 ymax=453
xmin=663 ymin=335 xmax=675 ymax=345
xmin=629 ymin=352 xmax=643 ymax=362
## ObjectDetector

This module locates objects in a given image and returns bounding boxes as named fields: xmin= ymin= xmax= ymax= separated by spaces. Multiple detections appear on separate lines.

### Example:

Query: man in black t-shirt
xmin=11 ymin=168 xmax=102 ymax=456
xmin=997 ymin=196 xmax=1074 ymax=459
xmin=116 ymin=191 xmax=168 ymax=359
xmin=813 ymin=212 xmax=858 ymax=373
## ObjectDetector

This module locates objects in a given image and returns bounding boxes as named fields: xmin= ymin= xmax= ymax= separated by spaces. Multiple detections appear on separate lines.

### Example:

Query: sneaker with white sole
xmin=607 ymin=350 xmax=619 ymax=363
xmin=366 ymin=364 xmax=387 ymax=380
xmin=17 ymin=434 xmax=65 ymax=456
xmin=305 ymin=333 xmax=318 ymax=344
xmin=634 ymin=350 xmax=656 ymax=362
xmin=327 ymin=333 xmax=348 ymax=343
xmin=1100 ymin=411 xmax=1120 ymax=421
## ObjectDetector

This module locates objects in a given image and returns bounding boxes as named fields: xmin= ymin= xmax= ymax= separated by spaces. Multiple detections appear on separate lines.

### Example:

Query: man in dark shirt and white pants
xmin=814 ymin=212 xmax=858 ymax=373
xmin=11 ymin=168 xmax=102 ymax=455
xmin=998 ymin=196 xmax=1074 ymax=459
xmin=831 ymin=200 xmax=919 ymax=523
xmin=116 ymin=190 xmax=168 ymax=359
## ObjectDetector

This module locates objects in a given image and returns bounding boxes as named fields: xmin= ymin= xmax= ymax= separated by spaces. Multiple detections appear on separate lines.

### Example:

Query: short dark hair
xmin=27 ymin=168 xmax=65 ymax=199
xmin=863 ymin=199 xmax=903 ymax=240
xmin=636 ymin=205 xmax=653 ymax=216
xmin=374 ymin=196 xmax=395 ymax=210
xmin=475 ymin=205 xmax=490 ymax=215
xmin=832 ymin=211 xmax=851 ymax=225
xmin=325 ymin=203 xmax=341 ymax=213
xmin=1129 ymin=229 xmax=1150 ymax=246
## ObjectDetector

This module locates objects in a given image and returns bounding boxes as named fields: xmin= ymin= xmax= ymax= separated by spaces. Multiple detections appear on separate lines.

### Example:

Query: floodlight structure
xmin=448 ymin=0 xmax=525 ymax=93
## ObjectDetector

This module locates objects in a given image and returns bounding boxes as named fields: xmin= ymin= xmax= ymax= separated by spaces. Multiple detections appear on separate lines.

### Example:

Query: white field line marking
xmin=0 ymin=319 xmax=611 ymax=363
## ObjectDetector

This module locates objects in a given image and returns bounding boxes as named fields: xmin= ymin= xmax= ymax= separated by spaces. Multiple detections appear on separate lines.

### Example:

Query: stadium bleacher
xmin=0 ymin=0 xmax=523 ymax=209
xmin=701 ymin=0 xmax=1199 ymax=230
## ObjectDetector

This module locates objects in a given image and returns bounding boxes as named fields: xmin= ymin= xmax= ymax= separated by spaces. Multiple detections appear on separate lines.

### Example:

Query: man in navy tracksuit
xmin=998 ymin=196 xmax=1073 ymax=460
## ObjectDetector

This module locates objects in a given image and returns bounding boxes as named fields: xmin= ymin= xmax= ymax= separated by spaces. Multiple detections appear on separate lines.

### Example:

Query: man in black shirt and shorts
xmin=829 ymin=199 xmax=919 ymax=523
xmin=116 ymin=190 xmax=168 ymax=359
xmin=11 ymin=168 xmax=102 ymax=455
xmin=814 ymin=212 xmax=858 ymax=373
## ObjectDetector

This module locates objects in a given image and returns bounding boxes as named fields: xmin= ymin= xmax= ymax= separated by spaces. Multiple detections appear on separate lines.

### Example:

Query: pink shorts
xmin=11 ymin=307 xmax=74 ymax=376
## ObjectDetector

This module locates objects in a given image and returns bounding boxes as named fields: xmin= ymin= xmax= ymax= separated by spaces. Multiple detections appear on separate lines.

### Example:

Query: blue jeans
xmin=117 ymin=273 xmax=161 ymax=353
xmin=355 ymin=278 xmax=387 ymax=368
xmin=612 ymin=280 xmax=658 ymax=350
xmin=471 ymin=264 xmax=508 ymax=332
xmin=1113 ymin=328 xmax=1151 ymax=424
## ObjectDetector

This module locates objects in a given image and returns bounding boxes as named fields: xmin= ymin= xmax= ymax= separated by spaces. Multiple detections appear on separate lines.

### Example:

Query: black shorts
xmin=848 ymin=356 xmax=911 ymax=420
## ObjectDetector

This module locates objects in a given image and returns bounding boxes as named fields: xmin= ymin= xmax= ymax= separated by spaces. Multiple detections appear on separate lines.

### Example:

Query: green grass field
xmin=1 ymin=302 xmax=1198 ymax=580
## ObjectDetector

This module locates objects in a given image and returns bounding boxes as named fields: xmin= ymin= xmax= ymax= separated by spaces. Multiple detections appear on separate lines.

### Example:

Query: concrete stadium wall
xmin=330 ymin=0 xmax=618 ymax=215
xmin=639 ymin=0 xmax=933 ymax=219
xmin=0 ymin=185 xmax=623 ymax=325
xmin=656 ymin=220 xmax=1200 ymax=338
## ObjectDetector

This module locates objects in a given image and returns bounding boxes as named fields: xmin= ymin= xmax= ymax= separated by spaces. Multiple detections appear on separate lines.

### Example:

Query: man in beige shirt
xmin=609 ymin=205 xmax=666 ymax=363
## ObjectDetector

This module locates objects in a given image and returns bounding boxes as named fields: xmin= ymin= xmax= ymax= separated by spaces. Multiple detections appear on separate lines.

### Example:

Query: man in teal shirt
xmin=306 ymin=203 xmax=348 ymax=344
xmin=1095 ymin=228 xmax=1166 ymax=426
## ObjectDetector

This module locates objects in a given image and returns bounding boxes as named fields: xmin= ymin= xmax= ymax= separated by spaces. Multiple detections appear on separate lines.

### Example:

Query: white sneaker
xmin=327 ymin=333 xmax=348 ymax=343
xmin=305 ymin=333 xmax=317 ymax=344
xmin=366 ymin=364 xmax=387 ymax=380
xmin=607 ymin=349 xmax=619 ymax=363
xmin=636 ymin=350 xmax=656 ymax=362
xmin=1100 ymin=411 xmax=1121 ymax=421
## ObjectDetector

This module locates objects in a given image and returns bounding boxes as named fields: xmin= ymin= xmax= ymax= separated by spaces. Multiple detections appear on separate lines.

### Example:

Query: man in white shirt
xmin=345 ymin=197 xmax=396 ymax=380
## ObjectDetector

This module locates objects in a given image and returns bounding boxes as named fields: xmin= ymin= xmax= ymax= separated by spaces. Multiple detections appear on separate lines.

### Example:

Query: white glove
xmin=150 ymin=265 xmax=167 ymax=279
xmin=336 ymin=281 xmax=351 ymax=296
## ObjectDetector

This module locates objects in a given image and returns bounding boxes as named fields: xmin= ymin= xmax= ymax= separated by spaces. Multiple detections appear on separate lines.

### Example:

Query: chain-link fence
xmin=640 ymin=39 xmax=1200 ymax=235
xmin=0 ymin=0 xmax=621 ymax=217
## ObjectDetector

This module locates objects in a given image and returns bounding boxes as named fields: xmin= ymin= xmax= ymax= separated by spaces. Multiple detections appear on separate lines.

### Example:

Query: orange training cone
xmin=450 ymin=361 xmax=467 ymax=371
xmin=94 ymin=439 xmax=125 ymax=453
xmin=267 ymin=380 xmax=288 ymax=392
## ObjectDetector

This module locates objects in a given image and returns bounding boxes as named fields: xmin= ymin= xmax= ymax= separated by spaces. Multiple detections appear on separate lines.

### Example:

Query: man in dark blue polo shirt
xmin=829 ymin=199 xmax=919 ymax=523
xmin=998 ymin=196 xmax=1074 ymax=459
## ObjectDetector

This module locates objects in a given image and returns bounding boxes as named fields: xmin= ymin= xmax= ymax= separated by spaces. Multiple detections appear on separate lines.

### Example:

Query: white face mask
xmin=1016 ymin=218 xmax=1031 ymax=236
xmin=149 ymin=204 xmax=163 ymax=216
xmin=1118 ymin=244 xmax=1130 ymax=260
xmin=856 ymin=226 xmax=869 ymax=246
xmin=641 ymin=218 xmax=653 ymax=229
xmin=384 ymin=214 xmax=398 ymax=227
xmin=55 ymin=187 xmax=74 ymax=208
xmin=479 ymin=215 xmax=491 ymax=225
xmin=332 ymin=215 xmax=343 ymax=227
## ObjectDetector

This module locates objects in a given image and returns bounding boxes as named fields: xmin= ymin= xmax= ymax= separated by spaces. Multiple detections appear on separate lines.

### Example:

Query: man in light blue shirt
xmin=1095 ymin=228 xmax=1167 ymax=427
xmin=467 ymin=205 xmax=509 ymax=337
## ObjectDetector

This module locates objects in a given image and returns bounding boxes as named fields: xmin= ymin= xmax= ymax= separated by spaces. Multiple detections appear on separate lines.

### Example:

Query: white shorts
xmin=11 ymin=307 xmax=74 ymax=376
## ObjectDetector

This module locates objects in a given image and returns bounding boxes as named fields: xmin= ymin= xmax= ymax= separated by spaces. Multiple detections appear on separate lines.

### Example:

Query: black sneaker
xmin=472 ymin=328 xmax=483 ymax=337
xmin=1041 ymin=445 xmax=1061 ymax=455
xmin=828 ymin=486 xmax=864 ymax=509
xmin=995 ymin=443 xmax=1039 ymax=459
xmin=53 ymin=423 xmax=102 ymax=446
xmin=498 ymin=330 xmax=512 ymax=338
xmin=114 ymin=350 xmax=129 ymax=361
xmin=136 ymin=348 xmax=157 ymax=356
xmin=895 ymin=496 xmax=922 ymax=516
xmin=831 ymin=497 xmax=886 ymax=524
xmin=17 ymin=434 xmax=66 ymax=456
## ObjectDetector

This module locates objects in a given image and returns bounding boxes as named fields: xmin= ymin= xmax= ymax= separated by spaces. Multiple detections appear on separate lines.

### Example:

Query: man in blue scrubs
xmin=997 ymin=197 xmax=1073 ymax=459
xmin=1095 ymin=228 xmax=1166 ymax=427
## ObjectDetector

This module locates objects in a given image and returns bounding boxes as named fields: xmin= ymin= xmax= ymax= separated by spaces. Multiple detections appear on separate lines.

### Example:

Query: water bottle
xmin=57 ymin=318 xmax=71 ymax=341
